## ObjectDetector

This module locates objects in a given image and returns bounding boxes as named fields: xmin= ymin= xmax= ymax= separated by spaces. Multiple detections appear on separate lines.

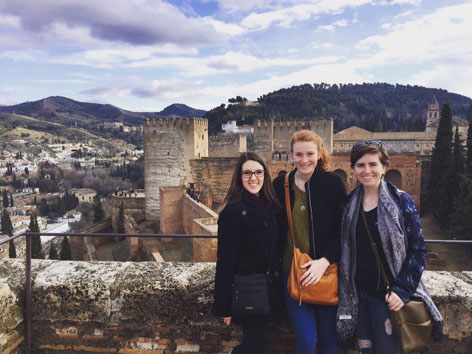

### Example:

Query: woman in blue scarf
xmin=336 ymin=141 xmax=442 ymax=353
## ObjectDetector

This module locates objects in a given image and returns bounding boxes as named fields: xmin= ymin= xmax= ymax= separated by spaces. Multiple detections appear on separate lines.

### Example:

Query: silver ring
xmin=308 ymin=273 xmax=313 ymax=277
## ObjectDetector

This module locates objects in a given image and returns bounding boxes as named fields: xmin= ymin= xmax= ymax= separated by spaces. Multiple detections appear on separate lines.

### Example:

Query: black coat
xmin=273 ymin=166 xmax=347 ymax=263
xmin=212 ymin=198 xmax=283 ymax=318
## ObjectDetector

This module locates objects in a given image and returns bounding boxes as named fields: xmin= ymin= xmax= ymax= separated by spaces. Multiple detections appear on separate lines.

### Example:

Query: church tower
xmin=426 ymin=96 xmax=440 ymax=132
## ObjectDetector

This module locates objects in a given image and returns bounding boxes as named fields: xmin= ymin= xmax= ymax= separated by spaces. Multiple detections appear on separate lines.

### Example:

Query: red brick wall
xmin=159 ymin=187 xmax=185 ymax=234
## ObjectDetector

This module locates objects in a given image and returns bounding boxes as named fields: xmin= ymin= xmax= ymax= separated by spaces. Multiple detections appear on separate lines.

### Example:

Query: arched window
xmin=385 ymin=169 xmax=402 ymax=189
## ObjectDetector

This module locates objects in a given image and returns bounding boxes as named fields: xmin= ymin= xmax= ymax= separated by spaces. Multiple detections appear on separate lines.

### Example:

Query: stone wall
xmin=190 ymin=157 xmax=238 ymax=209
xmin=253 ymin=119 xmax=333 ymax=162
xmin=192 ymin=217 xmax=218 ymax=262
xmin=331 ymin=154 xmax=422 ymax=207
xmin=111 ymin=191 xmax=146 ymax=233
xmin=209 ymin=134 xmax=246 ymax=157
xmin=159 ymin=187 xmax=185 ymax=235
xmin=1 ymin=259 xmax=471 ymax=353
xmin=143 ymin=118 xmax=208 ymax=221
xmin=183 ymin=194 xmax=217 ymax=235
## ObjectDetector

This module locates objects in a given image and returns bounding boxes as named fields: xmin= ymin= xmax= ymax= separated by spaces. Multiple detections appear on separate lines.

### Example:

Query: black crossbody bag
xmin=230 ymin=235 xmax=276 ymax=316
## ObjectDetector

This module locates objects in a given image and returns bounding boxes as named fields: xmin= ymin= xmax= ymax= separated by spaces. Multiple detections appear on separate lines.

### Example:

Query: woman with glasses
xmin=213 ymin=151 xmax=283 ymax=354
xmin=336 ymin=141 xmax=442 ymax=353
xmin=273 ymin=130 xmax=347 ymax=354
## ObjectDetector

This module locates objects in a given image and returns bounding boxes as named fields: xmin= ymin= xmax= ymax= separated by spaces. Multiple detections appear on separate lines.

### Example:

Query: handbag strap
xmin=360 ymin=208 xmax=391 ymax=294
xmin=284 ymin=172 xmax=296 ymax=247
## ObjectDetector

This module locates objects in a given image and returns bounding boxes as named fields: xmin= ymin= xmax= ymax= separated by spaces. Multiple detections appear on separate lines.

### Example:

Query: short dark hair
xmin=350 ymin=142 xmax=389 ymax=168
xmin=219 ymin=152 xmax=279 ymax=211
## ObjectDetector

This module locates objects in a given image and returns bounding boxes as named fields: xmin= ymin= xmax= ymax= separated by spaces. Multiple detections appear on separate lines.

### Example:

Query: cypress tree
xmin=438 ymin=127 xmax=465 ymax=227
xmin=60 ymin=236 xmax=72 ymax=260
xmin=9 ymin=240 xmax=16 ymax=258
xmin=29 ymin=213 xmax=44 ymax=259
xmin=2 ymin=190 xmax=9 ymax=208
xmin=94 ymin=198 xmax=105 ymax=223
xmin=49 ymin=241 xmax=58 ymax=259
xmin=427 ymin=103 xmax=453 ymax=217
xmin=9 ymin=193 xmax=14 ymax=207
xmin=467 ymin=123 xmax=472 ymax=174
xmin=2 ymin=210 xmax=15 ymax=258
xmin=450 ymin=175 xmax=472 ymax=240
xmin=117 ymin=202 xmax=125 ymax=234
xmin=1 ymin=209 xmax=13 ymax=237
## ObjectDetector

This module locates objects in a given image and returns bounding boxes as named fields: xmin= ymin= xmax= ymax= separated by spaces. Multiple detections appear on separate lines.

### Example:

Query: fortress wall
xmin=159 ymin=186 xmax=185 ymax=235
xmin=182 ymin=194 xmax=217 ymax=235
xmin=143 ymin=118 xmax=208 ymax=221
xmin=272 ymin=119 xmax=333 ymax=154
xmin=253 ymin=120 xmax=274 ymax=162
xmin=1 ymin=259 xmax=471 ymax=353
xmin=190 ymin=157 xmax=238 ymax=209
xmin=110 ymin=191 xmax=146 ymax=233
xmin=209 ymin=134 xmax=246 ymax=158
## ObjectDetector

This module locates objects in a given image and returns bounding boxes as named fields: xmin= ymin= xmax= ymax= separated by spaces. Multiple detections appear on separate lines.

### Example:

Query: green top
xmin=282 ymin=182 xmax=311 ymax=271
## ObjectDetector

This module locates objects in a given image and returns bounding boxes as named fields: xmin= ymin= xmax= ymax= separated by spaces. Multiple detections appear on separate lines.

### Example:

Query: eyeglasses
xmin=352 ymin=140 xmax=383 ymax=148
xmin=241 ymin=169 xmax=265 ymax=178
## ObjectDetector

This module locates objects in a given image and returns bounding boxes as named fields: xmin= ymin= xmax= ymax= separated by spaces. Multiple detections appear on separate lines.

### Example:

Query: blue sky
xmin=1 ymin=0 xmax=471 ymax=112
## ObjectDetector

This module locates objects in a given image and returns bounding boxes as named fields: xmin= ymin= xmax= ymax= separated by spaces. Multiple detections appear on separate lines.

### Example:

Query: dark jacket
xmin=273 ymin=166 xmax=347 ymax=263
xmin=212 ymin=199 xmax=283 ymax=318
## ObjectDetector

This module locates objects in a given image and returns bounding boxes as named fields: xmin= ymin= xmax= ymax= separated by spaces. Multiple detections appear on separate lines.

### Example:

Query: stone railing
xmin=0 ymin=259 xmax=471 ymax=353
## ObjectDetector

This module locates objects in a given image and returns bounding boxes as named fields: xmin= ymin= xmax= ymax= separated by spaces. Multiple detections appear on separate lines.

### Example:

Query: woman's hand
xmin=385 ymin=292 xmax=404 ymax=312
xmin=300 ymin=257 xmax=330 ymax=287
xmin=223 ymin=317 xmax=232 ymax=326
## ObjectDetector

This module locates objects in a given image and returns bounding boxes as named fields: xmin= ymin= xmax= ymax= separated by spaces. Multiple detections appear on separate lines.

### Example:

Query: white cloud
xmin=355 ymin=3 xmax=472 ymax=67
xmin=0 ymin=13 xmax=20 ymax=27
xmin=240 ymin=0 xmax=370 ymax=31
xmin=409 ymin=64 xmax=472 ymax=99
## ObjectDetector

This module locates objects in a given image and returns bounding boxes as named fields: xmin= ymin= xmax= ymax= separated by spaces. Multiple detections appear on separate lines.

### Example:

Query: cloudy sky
xmin=1 ymin=0 xmax=471 ymax=111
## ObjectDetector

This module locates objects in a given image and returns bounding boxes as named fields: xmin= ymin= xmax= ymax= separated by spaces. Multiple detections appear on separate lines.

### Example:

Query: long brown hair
xmin=290 ymin=130 xmax=331 ymax=171
xmin=219 ymin=152 xmax=279 ymax=211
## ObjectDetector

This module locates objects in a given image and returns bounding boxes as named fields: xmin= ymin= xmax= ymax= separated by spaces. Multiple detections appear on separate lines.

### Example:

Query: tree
xmin=94 ymin=198 xmax=105 ymax=223
xmin=427 ymin=103 xmax=453 ymax=218
xmin=450 ymin=175 xmax=472 ymax=240
xmin=29 ymin=213 xmax=44 ymax=259
xmin=9 ymin=192 xmax=14 ymax=207
xmin=467 ymin=123 xmax=472 ymax=174
xmin=1 ymin=209 xmax=13 ymax=237
xmin=2 ymin=190 xmax=9 ymax=208
xmin=59 ymin=236 xmax=72 ymax=260
xmin=49 ymin=241 xmax=58 ymax=259
xmin=117 ymin=202 xmax=125 ymax=234
xmin=438 ymin=127 xmax=465 ymax=227
xmin=1 ymin=210 xmax=15 ymax=258
xmin=9 ymin=240 xmax=16 ymax=258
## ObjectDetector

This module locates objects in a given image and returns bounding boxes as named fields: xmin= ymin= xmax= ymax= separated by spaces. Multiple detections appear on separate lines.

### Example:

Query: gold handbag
xmin=284 ymin=172 xmax=339 ymax=306
xmin=360 ymin=210 xmax=432 ymax=353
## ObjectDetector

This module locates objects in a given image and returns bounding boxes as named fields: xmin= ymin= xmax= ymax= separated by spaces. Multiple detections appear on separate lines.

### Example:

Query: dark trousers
xmin=357 ymin=291 xmax=401 ymax=354
xmin=232 ymin=316 xmax=270 ymax=354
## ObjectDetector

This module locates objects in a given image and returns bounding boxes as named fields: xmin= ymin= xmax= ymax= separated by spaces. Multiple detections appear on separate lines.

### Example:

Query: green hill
xmin=205 ymin=83 xmax=472 ymax=134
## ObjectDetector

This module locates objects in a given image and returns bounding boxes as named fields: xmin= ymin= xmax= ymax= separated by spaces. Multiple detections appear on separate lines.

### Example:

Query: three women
xmin=214 ymin=134 xmax=441 ymax=353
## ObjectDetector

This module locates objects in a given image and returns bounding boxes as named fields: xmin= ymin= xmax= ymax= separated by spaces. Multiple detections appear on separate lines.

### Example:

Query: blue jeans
xmin=357 ymin=291 xmax=401 ymax=354
xmin=283 ymin=272 xmax=338 ymax=354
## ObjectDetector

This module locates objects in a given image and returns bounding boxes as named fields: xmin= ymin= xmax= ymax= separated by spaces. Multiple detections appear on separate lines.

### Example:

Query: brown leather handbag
xmin=360 ymin=210 xmax=432 ymax=353
xmin=284 ymin=173 xmax=339 ymax=306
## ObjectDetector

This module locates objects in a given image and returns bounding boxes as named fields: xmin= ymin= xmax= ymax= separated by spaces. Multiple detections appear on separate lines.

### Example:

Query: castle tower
xmin=426 ymin=96 xmax=440 ymax=132
xmin=143 ymin=118 xmax=208 ymax=221
xmin=253 ymin=119 xmax=333 ymax=162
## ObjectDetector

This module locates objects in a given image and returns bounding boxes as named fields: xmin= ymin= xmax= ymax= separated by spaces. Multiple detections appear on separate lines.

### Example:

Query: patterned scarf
xmin=336 ymin=180 xmax=443 ymax=344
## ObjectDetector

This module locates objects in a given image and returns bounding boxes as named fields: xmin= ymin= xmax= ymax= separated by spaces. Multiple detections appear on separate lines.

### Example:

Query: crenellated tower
xmin=143 ymin=117 xmax=208 ymax=221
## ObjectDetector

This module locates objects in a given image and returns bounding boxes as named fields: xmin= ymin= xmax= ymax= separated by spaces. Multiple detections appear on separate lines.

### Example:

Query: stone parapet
xmin=1 ymin=260 xmax=471 ymax=353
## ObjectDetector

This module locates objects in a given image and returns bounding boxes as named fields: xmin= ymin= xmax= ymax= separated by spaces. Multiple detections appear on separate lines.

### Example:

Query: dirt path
xmin=421 ymin=214 xmax=472 ymax=271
